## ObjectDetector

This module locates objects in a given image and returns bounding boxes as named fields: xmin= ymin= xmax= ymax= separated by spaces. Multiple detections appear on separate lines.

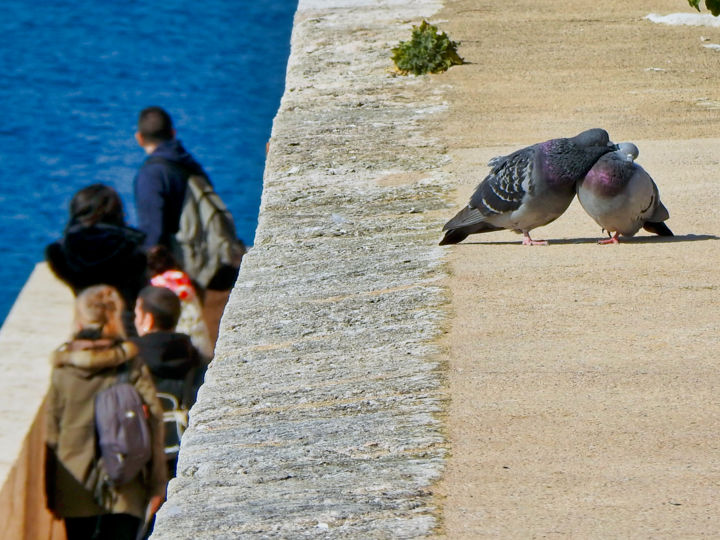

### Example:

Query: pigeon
xmin=576 ymin=142 xmax=673 ymax=244
xmin=439 ymin=128 xmax=617 ymax=246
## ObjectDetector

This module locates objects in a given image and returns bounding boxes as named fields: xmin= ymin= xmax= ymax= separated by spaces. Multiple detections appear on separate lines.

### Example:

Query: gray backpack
xmin=94 ymin=361 xmax=152 ymax=487
xmin=146 ymin=157 xmax=245 ymax=289
xmin=177 ymin=172 xmax=245 ymax=288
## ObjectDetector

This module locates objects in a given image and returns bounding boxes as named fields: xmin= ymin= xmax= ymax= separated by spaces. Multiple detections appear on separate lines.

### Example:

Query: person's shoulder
xmin=45 ymin=240 xmax=66 ymax=265
xmin=133 ymin=331 xmax=176 ymax=356
xmin=169 ymin=331 xmax=194 ymax=345
xmin=167 ymin=332 xmax=200 ymax=358
xmin=168 ymin=140 xmax=207 ymax=176
xmin=138 ymin=155 xmax=172 ymax=176
xmin=122 ymin=341 xmax=152 ymax=379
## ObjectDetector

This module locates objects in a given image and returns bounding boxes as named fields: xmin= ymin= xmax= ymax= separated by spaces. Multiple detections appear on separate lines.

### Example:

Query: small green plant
xmin=688 ymin=0 xmax=720 ymax=15
xmin=391 ymin=20 xmax=464 ymax=75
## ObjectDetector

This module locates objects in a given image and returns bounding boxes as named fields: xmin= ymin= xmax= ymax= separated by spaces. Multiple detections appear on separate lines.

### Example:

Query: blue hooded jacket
xmin=134 ymin=139 xmax=209 ymax=250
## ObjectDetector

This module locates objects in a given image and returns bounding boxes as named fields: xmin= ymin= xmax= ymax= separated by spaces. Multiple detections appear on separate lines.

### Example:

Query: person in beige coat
xmin=45 ymin=285 xmax=167 ymax=540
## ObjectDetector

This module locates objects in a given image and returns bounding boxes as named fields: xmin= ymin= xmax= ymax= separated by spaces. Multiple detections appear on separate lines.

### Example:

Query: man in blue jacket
xmin=134 ymin=106 xmax=208 ymax=251
xmin=134 ymin=106 xmax=236 ymax=345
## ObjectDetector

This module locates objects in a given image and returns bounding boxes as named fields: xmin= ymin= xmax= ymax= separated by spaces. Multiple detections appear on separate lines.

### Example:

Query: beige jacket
xmin=45 ymin=339 xmax=167 ymax=519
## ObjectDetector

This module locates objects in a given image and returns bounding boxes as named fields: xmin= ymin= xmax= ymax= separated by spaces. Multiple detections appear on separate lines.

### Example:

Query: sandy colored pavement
xmin=431 ymin=0 xmax=720 ymax=537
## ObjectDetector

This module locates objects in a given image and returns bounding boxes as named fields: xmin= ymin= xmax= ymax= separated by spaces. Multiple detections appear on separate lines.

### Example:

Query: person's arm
xmin=135 ymin=163 xmax=168 ymax=249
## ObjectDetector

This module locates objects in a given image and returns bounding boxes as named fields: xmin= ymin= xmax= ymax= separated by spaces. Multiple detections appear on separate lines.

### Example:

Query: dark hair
xmin=146 ymin=245 xmax=182 ymax=275
xmin=69 ymin=184 xmax=125 ymax=228
xmin=138 ymin=106 xmax=174 ymax=143
xmin=138 ymin=285 xmax=181 ymax=331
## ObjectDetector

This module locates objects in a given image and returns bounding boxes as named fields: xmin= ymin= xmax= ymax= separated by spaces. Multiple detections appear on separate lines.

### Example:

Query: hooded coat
xmin=134 ymin=139 xmax=208 ymax=250
xmin=45 ymin=223 xmax=148 ymax=313
xmin=131 ymin=331 xmax=202 ymax=408
xmin=45 ymin=340 xmax=167 ymax=519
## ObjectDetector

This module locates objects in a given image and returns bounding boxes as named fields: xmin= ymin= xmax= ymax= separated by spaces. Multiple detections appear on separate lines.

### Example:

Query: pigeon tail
xmin=439 ymin=229 xmax=470 ymax=245
xmin=442 ymin=205 xmax=485 ymax=231
xmin=439 ymin=221 xmax=504 ymax=245
xmin=643 ymin=221 xmax=674 ymax=236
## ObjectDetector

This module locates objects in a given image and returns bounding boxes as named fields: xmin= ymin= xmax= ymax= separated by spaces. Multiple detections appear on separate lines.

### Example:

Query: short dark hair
xmin=146 ymin=244 xmax=182 ymax=275
xmin=138 ymin=106 xmax=174 ymax=143
xmin=69 ymin=184 xmax=125 ymax=228
xmin=138 ymin=285 xmax=181 ymax=331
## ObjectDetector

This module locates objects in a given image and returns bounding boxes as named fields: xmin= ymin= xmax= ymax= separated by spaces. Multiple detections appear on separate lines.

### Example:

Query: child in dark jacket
xmin=132 ymin=286 xmax=203 ymax=478
xmin=146 ymin=245 xmax=213 ymax=361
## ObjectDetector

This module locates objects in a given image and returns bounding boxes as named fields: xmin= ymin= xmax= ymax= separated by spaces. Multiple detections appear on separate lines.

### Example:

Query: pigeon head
xmin=571 ymin=128 xmax=614 ymax=149
xmin=615 ymin=142 xmax=639 ymax=162
xmin=541 ymin=128 xmax=616 ymax=187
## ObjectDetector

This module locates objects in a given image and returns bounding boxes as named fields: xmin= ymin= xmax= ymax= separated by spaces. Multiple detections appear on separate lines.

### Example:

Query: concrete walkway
xmin=0 ymin=264 xmax=73 ymax=540
xmin=0 ymin=263 xmax=73 ymax=485
xmin=434 ymin=0 xmax=720 ymax=537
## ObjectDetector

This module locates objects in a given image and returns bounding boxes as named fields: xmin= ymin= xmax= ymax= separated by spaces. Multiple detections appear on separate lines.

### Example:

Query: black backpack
xmin=94 ymin=361 xmax=152 ymax=487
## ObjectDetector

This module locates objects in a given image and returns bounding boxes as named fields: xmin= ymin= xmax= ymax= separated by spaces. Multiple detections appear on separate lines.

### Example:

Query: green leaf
xmin=391 ymin=20 xmax=464 ymax=75
xmin=706 ymin=0 xmax=720 ymax=16
xmin=689 ymin=0 xmax=720 ymax=15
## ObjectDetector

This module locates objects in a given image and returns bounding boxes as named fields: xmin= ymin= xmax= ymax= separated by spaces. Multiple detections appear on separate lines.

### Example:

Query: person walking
xmin=44 ymin=285 xmax=167 ymax=540
xmin=132 ymin=285 xmax=203 ymax=478
xmin=45 ymin=184 xmax=148 ymax=336
xmin=146 ymin=245 xmax=213 ymax=361
xmin=133 ymin=106 xmax=240 ymax=345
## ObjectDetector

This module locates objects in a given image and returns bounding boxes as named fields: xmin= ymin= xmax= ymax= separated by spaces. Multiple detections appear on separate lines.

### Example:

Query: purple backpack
xmin=94 ymin=361 xmax=152 ymax=486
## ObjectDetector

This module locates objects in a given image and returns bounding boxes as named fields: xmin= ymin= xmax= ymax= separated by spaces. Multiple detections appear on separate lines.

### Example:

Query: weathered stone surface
xmin=152 ymin=1 xmax=451 ymax=537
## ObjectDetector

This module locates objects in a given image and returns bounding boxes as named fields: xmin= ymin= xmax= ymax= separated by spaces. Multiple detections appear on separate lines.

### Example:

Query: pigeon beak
xmin=608 ymin=142 xmax=619 ymax=150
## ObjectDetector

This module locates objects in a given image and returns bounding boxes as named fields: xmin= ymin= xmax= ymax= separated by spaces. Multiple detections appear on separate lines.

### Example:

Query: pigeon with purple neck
xmin=576 ymin=142 xmax=673 ymax=244
xmin=440 ymin=128 xmax=617 ymax=246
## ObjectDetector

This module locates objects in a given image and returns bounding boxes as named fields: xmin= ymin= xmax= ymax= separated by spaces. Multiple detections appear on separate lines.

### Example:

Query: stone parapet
xmin=152 ymin=0 xmax=451 ymax=537
xmin=0 ymin=263 xmax=73 ymax=540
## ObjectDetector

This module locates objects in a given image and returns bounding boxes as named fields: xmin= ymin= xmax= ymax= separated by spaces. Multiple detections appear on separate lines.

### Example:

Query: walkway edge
xmin=152 ymin=1 xmax=454 ymax=537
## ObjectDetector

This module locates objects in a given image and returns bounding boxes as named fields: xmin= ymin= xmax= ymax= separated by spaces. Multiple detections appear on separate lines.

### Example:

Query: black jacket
xmin=45 ymin=223 xmax=148 ymax=312
xmin=132 ymin=331 xmax=201 ymax=407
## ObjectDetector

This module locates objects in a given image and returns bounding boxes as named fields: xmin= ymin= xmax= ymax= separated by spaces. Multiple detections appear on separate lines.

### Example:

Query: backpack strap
xmin=113 ymin=342 xmax=132 ymax=384
xmin=115 ymin=361 xmax=131 ymax=384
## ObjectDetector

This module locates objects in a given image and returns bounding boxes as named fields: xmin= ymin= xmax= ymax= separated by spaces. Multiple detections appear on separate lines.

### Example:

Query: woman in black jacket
xmin=46 ymin=184 xmax=148 ymax=335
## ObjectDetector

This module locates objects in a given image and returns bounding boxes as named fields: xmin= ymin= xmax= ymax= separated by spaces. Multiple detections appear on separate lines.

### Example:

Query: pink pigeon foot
xmin=598 ymin=232 xmax=620 ymax=245
xmin=522 ymin=232 xmax=548 ymax=246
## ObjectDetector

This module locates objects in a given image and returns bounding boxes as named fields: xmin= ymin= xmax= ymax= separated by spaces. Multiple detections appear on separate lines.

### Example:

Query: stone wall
xmin=152 ymin=0 xmax=452 ymax=537
xmin=0 ymin=263 xmax=73 ymax=540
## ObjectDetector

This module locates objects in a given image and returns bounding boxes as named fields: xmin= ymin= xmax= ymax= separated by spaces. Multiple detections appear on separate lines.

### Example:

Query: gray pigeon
xmin=440 ymin=128 xmax=617 ymax=245
xmin=576 ymin=142 xmax=673 ymax=244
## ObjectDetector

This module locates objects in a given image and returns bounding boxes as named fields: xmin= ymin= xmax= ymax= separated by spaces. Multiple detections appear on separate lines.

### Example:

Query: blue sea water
xmin=0 ymin=0 xmax=297 ymax=323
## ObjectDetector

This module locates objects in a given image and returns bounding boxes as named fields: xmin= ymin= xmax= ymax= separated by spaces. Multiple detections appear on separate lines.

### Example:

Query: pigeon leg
xmin=522 ymin=232 xmax=548 ymax=246
xmin=598 ymin=232 xmax=620 ymax=245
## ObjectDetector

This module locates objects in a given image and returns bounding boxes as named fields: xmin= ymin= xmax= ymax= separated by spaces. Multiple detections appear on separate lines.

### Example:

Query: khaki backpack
xmin=146 ymin=157 xmax=245 ymax=289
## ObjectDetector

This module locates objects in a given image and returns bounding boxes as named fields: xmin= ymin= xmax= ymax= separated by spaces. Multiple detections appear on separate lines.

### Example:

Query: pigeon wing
xmin=487 ymin=155 xmax=507 ymax=168
xmin=470 ymin=146 xmax=534 ymax=215
xmin=648 ymin=180 xmax=670 ymax=222
xmin=643 ymin=178 xmax=673 ymax=236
